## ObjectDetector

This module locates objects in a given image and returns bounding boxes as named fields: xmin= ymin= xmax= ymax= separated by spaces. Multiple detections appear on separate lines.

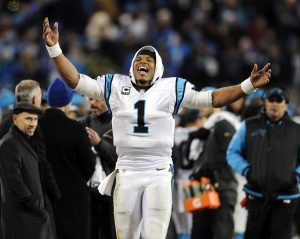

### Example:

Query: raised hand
xmin=43 ymin=17 xmax=59 ymax=47
xmin=250 ymin=63 xmax=271 ymax=88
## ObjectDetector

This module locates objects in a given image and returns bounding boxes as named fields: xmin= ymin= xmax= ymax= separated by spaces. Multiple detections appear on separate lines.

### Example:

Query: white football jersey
xmin=75 ymin=46 xmax=213 ymax=170
xmin=100 ymin=74 xmax=196 ymax=170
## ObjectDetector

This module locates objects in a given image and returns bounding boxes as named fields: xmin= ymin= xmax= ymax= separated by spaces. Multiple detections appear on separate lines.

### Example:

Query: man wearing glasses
xmin=227 ymin=87 xmax=300 ymax=239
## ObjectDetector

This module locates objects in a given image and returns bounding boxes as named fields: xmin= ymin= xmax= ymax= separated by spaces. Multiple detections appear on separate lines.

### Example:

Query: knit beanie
xmin=47 ymin=78 xmax=74 ymax=107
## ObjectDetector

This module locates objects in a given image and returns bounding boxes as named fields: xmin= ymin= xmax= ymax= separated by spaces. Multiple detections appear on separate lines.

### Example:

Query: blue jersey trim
xmin=104 ymin=74 xmax=114 ymax=114
xmin=173 ymin=78 xmax=187 ymax=116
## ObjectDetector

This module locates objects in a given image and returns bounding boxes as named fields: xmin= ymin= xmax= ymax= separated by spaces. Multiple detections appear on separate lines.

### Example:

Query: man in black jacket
xmin=82 ymin=98 xmax=117 ymax=176
xmin=227 ymin=87 xmax=300 ymax=239
xmin=0 ymin=102 xmax=53 ymax=239
xmin=40 ymin=78 xmax=96 ymax=239
xmin=0 ymin=80 xmax=60 ymax=238
xmin=82 ymin=98 xmax=117 ymax=239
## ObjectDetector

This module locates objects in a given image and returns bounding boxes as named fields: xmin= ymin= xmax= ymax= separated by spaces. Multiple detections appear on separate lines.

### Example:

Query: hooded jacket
xmin=129 ymin=45 xmax=164 ymax=85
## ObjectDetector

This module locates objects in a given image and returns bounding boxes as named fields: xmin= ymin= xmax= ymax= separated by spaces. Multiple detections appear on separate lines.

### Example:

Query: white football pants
xmin=113 ymin=166 xmax=173 ymax=239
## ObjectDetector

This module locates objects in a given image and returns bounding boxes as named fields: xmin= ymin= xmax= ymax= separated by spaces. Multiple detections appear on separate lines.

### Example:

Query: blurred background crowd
xmin=1 ymin=0 xmax=300 ymax=120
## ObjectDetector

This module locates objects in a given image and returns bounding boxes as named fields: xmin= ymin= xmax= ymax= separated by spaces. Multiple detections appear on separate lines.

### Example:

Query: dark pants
xmin=245 ymin=197 xmax=298 ymax=239
xmin=293 ymin=200 xmax=300 ymax=235
xmin=90 ymin=189 xmax=116 ymax=239
xmin=191 ymin=204 xmax=235 ymax=239
xmin=166 ymin=217 xmax=176 ymax=239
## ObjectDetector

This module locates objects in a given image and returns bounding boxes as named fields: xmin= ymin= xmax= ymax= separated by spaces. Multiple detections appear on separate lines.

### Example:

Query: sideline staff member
xmin=227 ymin=87 xmax=300 ymax=239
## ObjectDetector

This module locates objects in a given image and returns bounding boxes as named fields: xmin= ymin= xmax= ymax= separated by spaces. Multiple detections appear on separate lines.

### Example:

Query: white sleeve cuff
xmin=183 ymin=89 xmax=213 ymax=108
xmin=74 ymin=74 xmax=103 ymax=99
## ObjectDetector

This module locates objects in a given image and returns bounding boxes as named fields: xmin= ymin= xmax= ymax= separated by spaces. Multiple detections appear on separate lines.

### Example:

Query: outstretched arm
xmin=43 ymin=17 xmax=79 ymax=89
xmin=212 ymin=63 xmax=271 ymax=108
xmin=182 ymin=63 xmax=271 ymax=109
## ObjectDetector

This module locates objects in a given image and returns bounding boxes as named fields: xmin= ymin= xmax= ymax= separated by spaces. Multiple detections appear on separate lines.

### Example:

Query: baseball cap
xmin=263 ymin=87 xmax=289 ymax=103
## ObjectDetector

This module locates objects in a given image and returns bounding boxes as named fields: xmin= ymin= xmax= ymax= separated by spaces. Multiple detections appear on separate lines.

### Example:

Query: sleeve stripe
xmin=172 ymin=77 xmax=187 ymax=116
xmin=104 ymin=74 xmax=114 ymax=114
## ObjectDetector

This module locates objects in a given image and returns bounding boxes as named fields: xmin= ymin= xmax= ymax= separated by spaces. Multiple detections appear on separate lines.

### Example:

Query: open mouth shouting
xmin=138 ymin=66 xmax=149 ymax=76
xmin=133 ymin=54 xmax=155 ymax=85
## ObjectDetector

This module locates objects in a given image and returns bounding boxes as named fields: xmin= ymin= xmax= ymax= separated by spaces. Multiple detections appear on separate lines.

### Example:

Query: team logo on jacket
xmin=251 ymin=129 xmax=266 ymax=137
xmin=121 ymin=86 xmax=131 ymax=95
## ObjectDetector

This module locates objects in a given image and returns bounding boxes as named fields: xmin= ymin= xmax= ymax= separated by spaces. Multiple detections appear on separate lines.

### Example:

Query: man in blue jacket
xmin=227 ymin=87 xmax=300 ymax=239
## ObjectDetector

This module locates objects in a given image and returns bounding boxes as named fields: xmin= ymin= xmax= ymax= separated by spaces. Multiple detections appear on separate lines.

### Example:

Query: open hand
xmin=42 ymin=17 xmax=59 ymax=47
xmin=250 ymin=63 xmax=271 ymax=88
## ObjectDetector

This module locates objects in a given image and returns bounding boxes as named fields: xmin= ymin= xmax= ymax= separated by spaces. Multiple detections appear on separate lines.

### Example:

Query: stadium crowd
xmin=0 ymin=0 xmax=300 ymax=90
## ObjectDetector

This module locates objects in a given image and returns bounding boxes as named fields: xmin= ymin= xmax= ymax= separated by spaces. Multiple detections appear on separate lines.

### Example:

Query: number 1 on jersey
xmin=134 ymin=100 xmax=148 ymax=133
